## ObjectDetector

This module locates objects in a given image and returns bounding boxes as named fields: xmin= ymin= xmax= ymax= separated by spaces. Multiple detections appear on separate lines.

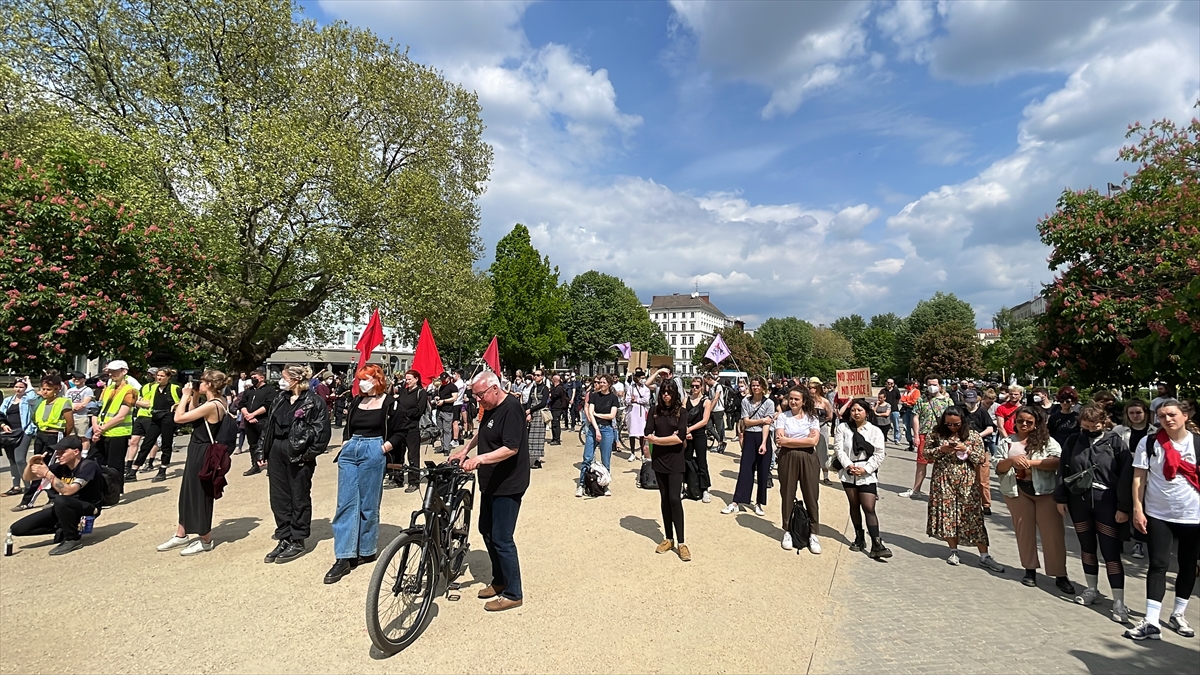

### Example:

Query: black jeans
xmin=243 ymin=422 xmax=264 ymax=469
xmin=134 ymin=414 xmax=175 ymax=466
xmin=398 ymin=426 xmax=421 ymax=483
xmin=684 ymin=434 xmax=711 ymax=494
xmin=268 ymin=443 xmax=315 ymax=541
xmin=550 ymin=409 xmax=566 ymax=442
xmin=1145 ymin=516 xmax=1200 ymax=603
xmin=733 ymin=429 xmax=771 ymax=505
xmin=92 ymin=435 xmax=127 ymax=494
xmin=11 ymin=495 xmax=96 ymax=541
xmin=656 ymin=471 xmax=685 ymax=543
xmin=479 ymin=492 xmax=523 ymax=600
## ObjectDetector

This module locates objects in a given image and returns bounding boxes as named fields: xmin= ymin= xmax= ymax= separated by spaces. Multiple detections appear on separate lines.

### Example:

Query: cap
xmin=51 ymin=436 xmax=83 ymax=452
xmin=808 ymin=377 xmax=823 ymax=385
xmin=633 ymin=368 xmax=645 ymax=377
xmin=69 ymin=371 xmax=86 ymax=380
xmin=963 ymin=390 xmax=979 ymax=403
xmin=105 ymin=359 xmax=129 ymax=371
xmin=147 ymin=367 xmax=159 ymax=375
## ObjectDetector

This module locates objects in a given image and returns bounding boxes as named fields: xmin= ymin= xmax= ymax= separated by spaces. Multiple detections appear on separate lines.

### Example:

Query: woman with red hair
xmin=325 ymin=364 xmax=406 ymax=584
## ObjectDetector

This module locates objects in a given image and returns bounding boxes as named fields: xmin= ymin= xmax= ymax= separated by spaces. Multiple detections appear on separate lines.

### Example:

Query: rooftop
xmin=648 ymin=293 xmax=728 ymax=319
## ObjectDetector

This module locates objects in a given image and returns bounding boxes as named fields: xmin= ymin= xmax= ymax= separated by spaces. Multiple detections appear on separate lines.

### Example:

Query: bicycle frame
xmin=392 ymin=464 xmax=475 ymax=595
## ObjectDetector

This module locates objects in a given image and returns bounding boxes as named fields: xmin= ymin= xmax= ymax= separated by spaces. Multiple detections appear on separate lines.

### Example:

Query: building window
xmin=671 ymin=336 xmax=676 ymax=345
xmin=690 ymin=322 xmax=695 ymax=330
xmin=337 ymin=331 xmax=346 ymax=345
xmin=672 ymin=312 xmax=677 ymax=319
xmin=690 ymin=312 xmax=695 ymax=318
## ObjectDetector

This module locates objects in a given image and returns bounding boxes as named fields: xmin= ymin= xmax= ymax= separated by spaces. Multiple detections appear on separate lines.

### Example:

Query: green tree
xmin=830 ymin=314 xmax=866 ymax=343
xmin=754 ymin=316 xmax=814 ymax=375
xmin=869 ymin=312 xmax=904 ymax=333
xmin=693 ymin=328 xmax=768 ymax=376
xmin=0 ymin=148 xmax=208 ymax=370
xmin=2 ymin=0 xmax=493 ymax=372
xmin=852 ymin=327 xmax=896 ymax=378
xmin=983 ymin=319 xmax=1038 ymax=380
xmin=804 ymin=327 xmax=853 ymax=380
xmin=563 ymin=271 xmax=667 ymax=367
xmin=894 ymin=292 xmax=977 ymax=377
xmin=1036 ymin=112 xmax=1200 ymax=389
xmin=487 ymin=224 xmax=567 ymax=372
xmin=913 ymin=322 xmax=983 ymax=380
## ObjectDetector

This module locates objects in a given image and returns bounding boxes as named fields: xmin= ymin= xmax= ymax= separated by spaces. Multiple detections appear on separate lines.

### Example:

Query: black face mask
xmin=1084 ymin=428 xmax=1103 ymax=439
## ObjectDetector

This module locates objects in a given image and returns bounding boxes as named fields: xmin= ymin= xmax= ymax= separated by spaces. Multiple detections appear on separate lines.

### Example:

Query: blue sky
xmin=303 ymin=1 xmax=1199 ymax=328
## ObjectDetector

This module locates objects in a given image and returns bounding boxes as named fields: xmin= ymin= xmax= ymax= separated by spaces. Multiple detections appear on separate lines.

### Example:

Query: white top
xmin=1150 ymin=396 xmax=1171 ymax=414
xmin=774 ymin=411 xmax=819 ymax=439
xmin=454 ymin=378 xmax=466 ymax=405
xmin=834 ymin=422 xmax=885 ymax=485
xmin=66 ymin=384 xmax=93 ymax=410
xmin=237 ymin=377 xmax=252 ymax=394
xmin=710 ymin=383 xmax=724 ymax=412
xmin=1134 ymin=433 xmax=1200 ymax=525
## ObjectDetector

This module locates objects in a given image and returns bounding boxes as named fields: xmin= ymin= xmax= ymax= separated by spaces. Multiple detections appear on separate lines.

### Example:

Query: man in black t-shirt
xmin=450 ymin=371 xmax=529 ymax=613
xmin=960 ymin=389 xmax=997 ymax=515
xmin=10 ymin=436 xmax=104 ymax=555
xmin=434 ymin=373 xmax=459 ymax=455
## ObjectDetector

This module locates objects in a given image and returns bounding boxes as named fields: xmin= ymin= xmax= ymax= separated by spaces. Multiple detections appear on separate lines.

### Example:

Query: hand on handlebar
xmin=461 ymin=456 xmax=480 ymax=472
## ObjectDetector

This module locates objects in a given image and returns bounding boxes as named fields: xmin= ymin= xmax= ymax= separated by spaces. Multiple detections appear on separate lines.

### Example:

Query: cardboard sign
xmin=835 ymin=368 xmax=872 ymax=399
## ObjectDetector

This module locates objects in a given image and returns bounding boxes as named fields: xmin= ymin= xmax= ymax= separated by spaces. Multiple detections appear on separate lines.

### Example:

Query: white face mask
xmin=358 ymin=379 xmax=374 ymax=394
xmin=927 ymin=385 xmax=939 ymax=395
xmin=998 ymin=393 xmax=1008 ymax=401
xmin=278 ymin=378 xmax=290 ymax=390
xmin=1032 ymin=395 xmax=1043 ymax=403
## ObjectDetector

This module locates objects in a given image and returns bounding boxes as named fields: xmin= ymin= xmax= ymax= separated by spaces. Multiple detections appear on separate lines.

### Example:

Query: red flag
xmin=411 ymin=319 xmax=445 ymax=386
xmin=482 ymin=336 xmax=501 ymax=375
xmin=352 ymin=310 xmax=386 ymax=395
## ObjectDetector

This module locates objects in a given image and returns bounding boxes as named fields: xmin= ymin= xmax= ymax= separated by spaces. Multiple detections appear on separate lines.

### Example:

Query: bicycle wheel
xmin=446 ymin=489 xmax=473 ymax=578
xmin=366 ymin=531 xmax=437 ymax=655
xmin=578 ymin=426 xmax=586 ymax=446
xmin=616 ymin=421 xmax=629 ymax=450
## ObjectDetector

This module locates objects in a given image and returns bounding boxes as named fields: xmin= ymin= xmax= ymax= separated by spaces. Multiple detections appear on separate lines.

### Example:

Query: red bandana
xmin=1155 ymin=429 xmax=1200 ymax=493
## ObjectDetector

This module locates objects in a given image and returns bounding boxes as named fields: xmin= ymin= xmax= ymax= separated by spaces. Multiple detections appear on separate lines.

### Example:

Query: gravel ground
xmin=1 ymin=433 xmax=853 ymax=674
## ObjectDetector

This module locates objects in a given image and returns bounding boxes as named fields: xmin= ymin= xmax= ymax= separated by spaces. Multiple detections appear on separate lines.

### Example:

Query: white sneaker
xmin=1131 ymin=542 xmax=1145 ymax=559
xmin=1112 ymin=601 xmax=1130 ymax=624
xmin=157 ymin=535 xmax=190 ymax=552
xmin=781 ymin=532 xmax=794 ymax=550
xmin=808 ymin=535 xmax=822 ymax=555
xmin=1076 ymin=587 xmax=1100 ymax=606
xmin=979 ymin=554 xmax=1005 ymax=573
xmin=898 ymin=489 xmax=915 ymax=498
xmin=603 ymin=488 xmax=612 ymax=497
xmin=701 ymin=491 xmax=712 ymax=504
xmin=575 ymin=485 xmax=584 ymax=498
xmin=946 ymin=551 xmax=960 ymax=566
xmin=627 ymin=453 xmax=636 ymax=462
xmin=180 ymin=539 xmax=213 ymax=556
xmin=753 ymin=504 xmax=765 ymax=516
xmin=721 ymin=503 xmax=739 ymax=514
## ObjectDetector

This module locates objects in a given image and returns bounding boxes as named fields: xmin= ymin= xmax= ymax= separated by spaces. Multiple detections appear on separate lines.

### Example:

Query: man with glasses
xmin=450 ymin=372 xmax=529 ymax=612
xmin=882 ymin=378 xmax=902 ymax=445
xmin=961 ymin=388 xmax=997 ymax=515
xmin=900 ymin=376 xmax=952 ymax=499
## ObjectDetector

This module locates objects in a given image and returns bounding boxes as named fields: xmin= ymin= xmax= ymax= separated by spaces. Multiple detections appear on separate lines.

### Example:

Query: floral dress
xmin=924 ymin=429 xmax=988 ymax=546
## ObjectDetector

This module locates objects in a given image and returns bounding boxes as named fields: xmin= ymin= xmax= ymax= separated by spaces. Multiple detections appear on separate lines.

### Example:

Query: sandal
xmin=3 ymin=486 xmax=23 ymax=497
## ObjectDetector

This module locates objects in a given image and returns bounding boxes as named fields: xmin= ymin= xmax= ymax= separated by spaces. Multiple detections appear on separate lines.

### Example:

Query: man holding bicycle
xmin=450 ymin=371 xmax=529 ymax=612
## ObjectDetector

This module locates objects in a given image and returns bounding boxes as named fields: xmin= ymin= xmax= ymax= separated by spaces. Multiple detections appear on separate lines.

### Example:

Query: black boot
xmin=849 ymin=532 xmax=866 ymax=552
xmin=264 ymin=539 xmax=289 ymax=563
xmin=275 ymin=539 xmax=306 ymax=563
xmin=151 ymin=465 xmax=168 ymax=483
xmin=243 ymin=464 xmax=262 ymax=477
xmin=324 ymin=559 xmax=354 ymax=584
xmin=124 ymin=463 xmax=138 ymax=482
xmin=870 ymin=537 xmax=893 ymax=559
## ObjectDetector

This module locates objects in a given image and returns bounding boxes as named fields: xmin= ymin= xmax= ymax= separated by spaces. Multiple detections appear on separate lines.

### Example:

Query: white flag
xmin=704 ymin=334 xmax=731 ymax=365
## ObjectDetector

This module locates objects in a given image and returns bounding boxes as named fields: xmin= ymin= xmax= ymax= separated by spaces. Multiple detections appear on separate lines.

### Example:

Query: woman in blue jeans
xmin=325 ymin=365 xmax=406 ymax=584
xmin=577 ymin=374 xmax=618 ymax=497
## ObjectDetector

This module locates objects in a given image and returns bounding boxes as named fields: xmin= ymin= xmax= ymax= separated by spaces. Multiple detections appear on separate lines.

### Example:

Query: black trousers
xmin=684 ymin=434 xmax=711 ymax=493
xmin=551 ymin=409 xmax=566 ymax=442
xmin=1145 ymin=516 xmax=1200 ymax=603
xmin=92 ymin=435 xmax=127 ymax=494
xmin=397 ymin=426 xmax=421 ymax=483
xmin=244 ymin=422 xmax=264 ymax=468
xmin=134 ymin=415 xmax=175 ymax=466
xmin=11 ymin=495 xmax=96 ymax=541
xmin=267 ymin=445 xmax=315 ymax=541
xmin=656 ymin=471 xmax=685 ymax=543
xmin=18 ymin=433 xmax=59 ymax=505
xmin=706 ymin=412 xmax=726 ymax=449
xmin=733 ymin=429 xmax=771 ymax=505
xmin=1067 ymin=487 xmax=1125 ymax=589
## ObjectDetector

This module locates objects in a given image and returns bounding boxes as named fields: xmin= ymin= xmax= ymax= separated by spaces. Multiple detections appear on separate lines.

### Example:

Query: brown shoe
xmin=655 ymin=539 xmax=674 ymax=554
xmin=477 ymin=584 xmax=506 ymax=600
xmin=678 ymin=543 xmax=691 ymax=562
xmin=484 ymin=597 xmax=523 ymax=612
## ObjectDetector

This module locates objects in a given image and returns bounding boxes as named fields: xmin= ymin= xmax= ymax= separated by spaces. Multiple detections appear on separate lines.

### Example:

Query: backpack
xmin=98 ymin=465 xmax=122 ymax=507
xmin=788 ymin=499 xmax=811 ymax=550
xmin=683 ymin=459 xmax=702 ymax=500
xmin=583 ymin=464 xmax=606 ymax=497
xmin=637 ymin=460 xmax=658 ymax=490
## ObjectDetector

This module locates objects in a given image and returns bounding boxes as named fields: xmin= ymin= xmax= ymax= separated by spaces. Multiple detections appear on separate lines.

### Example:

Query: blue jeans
xmin=889 ymin=411 xmax=902 ymax=443
xmin=902 ymin=409 xmax=916 ymax=447
xmin=479 ymin=492 xmax=524 ymax=600
xmin=332 ymin=435 xmax=386 ymax=560
xmin=579 ymin=424 xmax=614 ymax=485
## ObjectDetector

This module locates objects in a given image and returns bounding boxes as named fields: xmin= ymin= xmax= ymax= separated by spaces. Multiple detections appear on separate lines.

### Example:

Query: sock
xmin=1112 ymin=589 xmax=1125 ymax=605
xmin=1145 ymin=599 xmax=1162 ymax=625
xmin=867 ymin=525 xmax=880 ymax=539
xmin=1085 ymin=574 xmax=1099 ymax=591
xmin=1174 ymin=597 xmax=1190 ymax=617
xmin=124 ymin=460 xmax=133 ymax=470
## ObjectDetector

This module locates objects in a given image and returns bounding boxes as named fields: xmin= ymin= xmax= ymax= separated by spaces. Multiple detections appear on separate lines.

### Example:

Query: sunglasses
xmin=945 ymin=422 xmax=962 ymax=428
xmin=1015 ymin=418 xmax=1036 ymax=426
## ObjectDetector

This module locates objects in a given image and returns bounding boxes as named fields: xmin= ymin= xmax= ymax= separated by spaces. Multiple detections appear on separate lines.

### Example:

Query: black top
xmin=151 ymin=385 xmax=174 ymax=414
xmin=525 ymin=382 xmax=549 ymax=413
xmin=347 ymin=405 xmax=386 ymax=437
xmin=437 ymin=383 xmax=458 ymax=413
xmin=394 ymin=385 xmax=428 ymax=431
xmin=5 ymin=401 xmax=21 ymax=430
xmin=476 ymin=395 xmax=530 ymax=496
xmin=590 ymin=392 xmax=619 ymax=426
xmin=549 ymin=384 xmax=568 ymax=410
xmin=962 ymin=405 xmax=992 ymax=434
xmin=1055 ymin=430 xmax=1133 ymax=513
xmin=1128 ymin=426 xmax=1150 ymax=455
xmin=1048 ymin=403 xmax=1080 ymax=448
xmin=685 ymin=396 xmax=706 ymax=427
xmin=240 ymin=383 xmax=277 ymax=415
xmin=883 ymin=386 xmax=902 ymax=409
xmin=648 ymin=408 xmax=689 ymax=474
xmin=273 ymin=394 xmax=301 ymax=438
xmin=52 ymin=459 xmax=104 ymax=505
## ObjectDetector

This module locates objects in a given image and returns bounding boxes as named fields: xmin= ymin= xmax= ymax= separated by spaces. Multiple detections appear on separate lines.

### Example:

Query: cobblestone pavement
xmin=807 ymin=440 xmax=1200 ymax=674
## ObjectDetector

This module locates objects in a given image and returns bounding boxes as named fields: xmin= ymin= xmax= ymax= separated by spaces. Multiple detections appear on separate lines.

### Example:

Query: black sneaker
xmin=264 ymin=539 xmax=289 ymax=563
xmin=323 ymin=559 xmax=354 ymax=584
xmin=243 ymin=465 xmax=262 ymax=477
xmin=1055 ymin=577 xmax=1076 ymax=595
xmin=49 ymin=538 xmax=85 ymax=556
xmin=983 ymin=506 xmax=993 ymax=516
xmin=151 ymin=467 xmax=168 ymax=483
xmin=124 ymin=469 xmax=138 ymax=482
xmin=1022 ymin=570 xmax=1037 ymax=587
xmin=275 ymin=539 xmax=306 ymax=564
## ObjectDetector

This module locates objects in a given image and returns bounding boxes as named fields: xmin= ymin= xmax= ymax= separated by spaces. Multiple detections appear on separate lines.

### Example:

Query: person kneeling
xmin=10 ymin=437 xmax=104 ymax=556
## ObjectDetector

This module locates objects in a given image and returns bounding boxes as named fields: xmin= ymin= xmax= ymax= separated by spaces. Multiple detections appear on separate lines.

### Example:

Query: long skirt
xmin=528 ymin=419 xmax=546 ymax=459
xmin=178 ymin=437 xmax=215 ymax=536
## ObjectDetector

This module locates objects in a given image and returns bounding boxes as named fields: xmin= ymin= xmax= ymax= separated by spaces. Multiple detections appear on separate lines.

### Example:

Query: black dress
xmin=179 ymin=414 xmax=216 ymax=535
xmin=649 ymin=408 xmax=688 ymax=475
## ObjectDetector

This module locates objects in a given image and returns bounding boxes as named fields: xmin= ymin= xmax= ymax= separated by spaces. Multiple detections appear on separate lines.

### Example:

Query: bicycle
xmin=577 ymin=414 xmax=630 ymax=451
xmin=365 ymin=459 xmax=475 ymax=655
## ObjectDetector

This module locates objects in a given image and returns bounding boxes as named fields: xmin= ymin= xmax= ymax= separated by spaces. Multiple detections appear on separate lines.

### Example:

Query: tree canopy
xmin=487 ymin=224 xmax=567 ymax=372
xmin=754 ymin=316 xmax=813 ymax=376
xmin=563 ymin=271 xmax=667 ymax=366
xmin=693 ymin=328 xmax=768 ymax=376
xmin=913 ymin=322 xmax=983 ymax=381
xmin=830 ymin=314 xmax=866 ymax=344
xmin=894 ymin=292 xmax=977 ymax=377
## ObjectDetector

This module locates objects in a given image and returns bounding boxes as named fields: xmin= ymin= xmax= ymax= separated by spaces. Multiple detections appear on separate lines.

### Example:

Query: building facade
xmin=265 ymin=316 xmax=414 ymax=377
xmin=647 ymin=293 xmax=734 ymax=375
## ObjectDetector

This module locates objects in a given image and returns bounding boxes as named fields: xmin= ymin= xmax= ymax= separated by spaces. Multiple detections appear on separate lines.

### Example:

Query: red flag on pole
xmin=411 ymin=319 xmax=445 ymax=386
xmin=482 ymin=336 xmax=501 ymax=375
xmin=352 ymin=309 xmax=385 ymax=395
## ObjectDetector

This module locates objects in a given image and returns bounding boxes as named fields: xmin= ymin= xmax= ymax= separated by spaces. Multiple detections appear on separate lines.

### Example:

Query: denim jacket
xmin=994 ymin=434 xmax=1061 ymax=497
xmin=1 ymin=391 xmax=41 ymax=434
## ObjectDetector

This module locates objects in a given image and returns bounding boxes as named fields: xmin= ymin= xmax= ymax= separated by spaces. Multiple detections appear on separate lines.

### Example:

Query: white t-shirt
xmin=774 ymin=411 xmax=819 ymax=440
xmin=710 ymin=383 xmax=724 ymax=412
xmin=1134 ymin=433 xmax=1200 ymax=525
xmin=454 ymin=378 xmax=466 ymax=406
xmin=66 ymin=384 xmax=93 ymax=410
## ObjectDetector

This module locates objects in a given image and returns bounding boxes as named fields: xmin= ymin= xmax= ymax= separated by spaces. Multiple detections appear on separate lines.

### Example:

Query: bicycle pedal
xmin=448 ymin=582 xmax=462 ymax=591
xmin=447 ymin=593 xmax=461 ymax=601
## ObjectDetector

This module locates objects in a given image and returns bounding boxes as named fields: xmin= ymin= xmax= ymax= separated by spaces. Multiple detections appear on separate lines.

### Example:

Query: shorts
xmin=72 ymin=415 xmax=91 ymax=438
xmin=131 ymin=417 xmax=151 ymax=436
xmin=840 ymin=482 xmax=878 ymax=494
xmin=916 ymin=434 xmax=929 ymax=466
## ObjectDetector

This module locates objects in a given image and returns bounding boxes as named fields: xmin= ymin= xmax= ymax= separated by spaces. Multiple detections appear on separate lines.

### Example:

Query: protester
xmin=925 ymin=407 xmax=1004 ymax=571
xmin=392 ymin=370 xmax=429 ymax=493
xmin=807 ymin=378 xmax=836 ymax=485
xmin=995 ymin=384 xmax=1024 ymax=436
xmin=547 ymin=374 xmax=568 ymax=447
xmin=128 ymin=368 xmax=181 ymax=482
xmin=1125 ymin=399 xmax=1199 ymax=641
xmin=646 ymin=379 xmax=690 ymax=561
xmin=156 ymin=370 xmax=232 ymax=557
xmin=724 ymin=376 xmax=774 ymax=516
xmin=901 ymin=377 xmax=952 ymax=499
xmin=523 ymin=369 xmax=549 ymax=470
xmin=995 ymin=406 xmax=1073 ymax=593
xmin=625 ymin=369 xmax=650 ymax=460
xmin=1091 ymin=389 xmax=1123 ymax=429
xmin=238 ymin=370 xmax=276 ymax=477
xmin=900 ymin=380 xmax=921 ymax=451
xmin=434 ymin=373 xmax=458 ymax=455
xmin=1 ymin=379 xmax=34 ymax=497
xmin=685 ymin=376 xmax=715 ymax=503
xmin=92 ymin=360 xmax=137 ymax=497
xmin=1149 ymin=383 xmax=1176 ymax=415
xmin=8 ymin=436 xmax=103 ymax=555
xmin=960 ymin=389 xmax=996 ymax=515
xmin=577 ymin=374 xmax=617 ymax=498
xmin=65 ymin=372 xmax=93 ymax=455
xmin=704 ymin=372 xmax=727 ymax=454
xmin=451 ymin=371 xmax=530 ymax=612
xmin=835 ymin=398 xmax=892 ymax=558
xmin=252 ymin=365 xmax=332 ymax=564
xmin=873 ymin=391 xmax=892 ymax=445
xmin=882 ymin=378 xmax=903 ymax=444
xmin=774 ymin=386 xmax=823 ymax=554
xmin=1113 ymin=399 xmax=1156 ymax=559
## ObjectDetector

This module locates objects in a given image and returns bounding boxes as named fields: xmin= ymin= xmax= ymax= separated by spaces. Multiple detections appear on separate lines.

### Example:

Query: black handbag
xmin=0 ymin=429 xmax=23 ymax=450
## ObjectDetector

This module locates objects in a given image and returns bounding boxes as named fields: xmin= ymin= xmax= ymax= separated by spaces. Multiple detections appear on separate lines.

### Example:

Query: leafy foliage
xmin=1036 ymin=112 xmax=1200 ymax=388
xmin=754 ymin=316 xmax=814 ymax=376
xmin=869 ymin=312 xmax=904 ymax=333
xmin=693 ymin=328 xmax=768 ymax=376
xmin=894 ymin=292 xmax=977 ymax=376
xmin=563 ymin=270 xmax=667 ymax=366
xmin=830 ymin=314 xmax=866 ymax=343
xmin=913 ymin=322 xmax=983 ymax=380
xmin=804 ymin=327 xmax=853 ymax=380
xmin=852 ymin=327 xmax=897 ymax=378
xmin=487 ymin=225 xmax=567 ymax=372
xmin=982 ymin=319 xmax=1039 ymax=381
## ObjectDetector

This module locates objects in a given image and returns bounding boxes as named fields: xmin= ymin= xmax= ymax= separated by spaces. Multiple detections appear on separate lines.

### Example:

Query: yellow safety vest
xmin=35 ymin=397 xmax=71 ymax=433
xmin=99 ymin=382 xmax=136 ymax=437
xmin=136 ymin=382 xmax=181 ymax=418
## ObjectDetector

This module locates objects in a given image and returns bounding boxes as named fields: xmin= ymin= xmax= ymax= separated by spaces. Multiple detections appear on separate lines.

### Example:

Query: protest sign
xmin=835 ymin=367 xmax=872 ymax=399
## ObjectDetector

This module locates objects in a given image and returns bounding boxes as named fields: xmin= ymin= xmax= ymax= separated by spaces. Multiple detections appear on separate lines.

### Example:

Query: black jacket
xmin=339 ymin=393 xmax=407 ymax=449
xmin=525 ymin=382 xmax=549 ymax=413
xmin=252 ymin=388 xmax=331 ymax=465
xmin=393 ymin=385 xmax=429 ymax=432
xmin=549 ymin=384 xmax=568 ymax=410
xmin=1054 ymin=430 xmax=1133 ymax=513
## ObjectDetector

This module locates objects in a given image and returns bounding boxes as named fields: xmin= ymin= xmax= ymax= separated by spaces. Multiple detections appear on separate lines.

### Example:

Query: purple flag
xmin=704 ymin=334 xmax=731 ymax=365
xmin=611 ymin=342 xmax=632 ymax=360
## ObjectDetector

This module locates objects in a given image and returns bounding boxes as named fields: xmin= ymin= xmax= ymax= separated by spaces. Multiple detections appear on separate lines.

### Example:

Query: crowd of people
xmin=2 ymin=361 xmax=1197 ymax=637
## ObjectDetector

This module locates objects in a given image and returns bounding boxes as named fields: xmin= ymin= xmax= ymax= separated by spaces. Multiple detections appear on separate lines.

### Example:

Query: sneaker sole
xmin=1124 ymin=631 xmax=1161 ymax=641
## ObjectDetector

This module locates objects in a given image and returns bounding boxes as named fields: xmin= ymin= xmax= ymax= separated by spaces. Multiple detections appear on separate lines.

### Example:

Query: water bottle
xmin=4 ymin=530 xmax=12 ymax=557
